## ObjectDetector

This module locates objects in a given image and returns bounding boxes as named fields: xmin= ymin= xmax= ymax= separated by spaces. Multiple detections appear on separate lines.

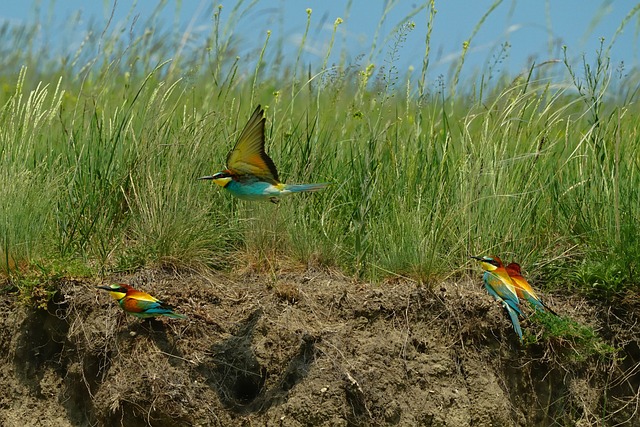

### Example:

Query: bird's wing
xmin=512 ymin=275 xmax=555 ymax=313
xmin=483 ymin=278 xmax=503 ymax=301
xmin=511 ymin=276 xmax=540 ymax=302
xmin=226 ymin=105 xmax=280 ymax=184
xmin=127 ymin=289 xmax=159 ymax=303
xmin=484 ymin=271 xmax=520 ymax=306
xmin=122 ymin=297 xmax=162 ymax=314
xmin=483 ymin=277 xmax=523 ymax=339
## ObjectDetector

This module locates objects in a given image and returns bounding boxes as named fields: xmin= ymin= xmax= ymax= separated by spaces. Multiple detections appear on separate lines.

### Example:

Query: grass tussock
xmin=526 ymin=310 xmax=618 ymax=362
xmin=0 ymin=2 xmax=639 ymax=300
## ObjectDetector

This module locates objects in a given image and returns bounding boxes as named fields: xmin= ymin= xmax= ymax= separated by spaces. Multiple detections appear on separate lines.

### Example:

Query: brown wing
xmin=226 ymin=105 xmax=280 ymax=184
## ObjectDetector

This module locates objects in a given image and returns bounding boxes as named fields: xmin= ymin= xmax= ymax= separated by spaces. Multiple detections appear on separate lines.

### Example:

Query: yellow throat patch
xmin=212 ymin=176 xmax=232 ymax=187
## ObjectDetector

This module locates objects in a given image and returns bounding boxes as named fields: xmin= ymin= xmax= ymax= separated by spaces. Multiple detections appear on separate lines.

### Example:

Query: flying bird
xmin=97 ymin=283 xmax=186 ymax=319
xmin=198 ymin=105 xmax=329 ymax=203
xmin=471 ymin=255 xmax=523 ymax=340
xmin=505 ymin=262 xmax=557 ymax=315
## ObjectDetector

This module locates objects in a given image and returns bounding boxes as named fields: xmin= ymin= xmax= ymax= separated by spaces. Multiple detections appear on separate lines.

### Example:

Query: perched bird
xmin=198 ymin=105 xmax=329 ymax=203
xmin=97 ymin=283 xmax=186 ymax=319
xmin=471 ymin=255 xmax=523 ymax=340
xmin=505 ymin=262 xmax=557 ymax=315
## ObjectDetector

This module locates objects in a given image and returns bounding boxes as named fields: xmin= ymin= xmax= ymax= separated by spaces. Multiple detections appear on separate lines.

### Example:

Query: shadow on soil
xmin=198 ymin=309 xmax=318 ymax=415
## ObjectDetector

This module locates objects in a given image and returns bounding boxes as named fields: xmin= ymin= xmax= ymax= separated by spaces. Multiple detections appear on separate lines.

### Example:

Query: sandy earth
xmin=0 ymin=266 xmax=638 ymax=426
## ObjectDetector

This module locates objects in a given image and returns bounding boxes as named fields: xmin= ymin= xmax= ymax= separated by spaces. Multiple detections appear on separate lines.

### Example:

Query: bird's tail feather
xmin=527 ymin=296 xmax=558 ymax=316
xmin=163 ymin=312 xmax=187 ymax=319
xmin=504 ymin=298 xmax=522 ymax=315
xmin=544 ymin=304 xmax=558 ymax=316
xmin=283 ymin=183 xmax=330 ymax=193
xmin=539 ymin=300 xmax=558 ymax=316
xmin=503 ymin=303 xmax=523 ymax=340
xmin=528 ymin=297 xmax=546 ymax=312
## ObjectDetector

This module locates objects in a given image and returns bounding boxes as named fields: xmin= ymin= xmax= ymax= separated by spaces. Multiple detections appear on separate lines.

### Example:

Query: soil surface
xmin=0 ymin=266 xmax=638 ymax=426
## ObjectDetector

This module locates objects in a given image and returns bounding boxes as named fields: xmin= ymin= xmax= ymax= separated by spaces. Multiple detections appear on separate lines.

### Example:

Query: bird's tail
xmin=527 ymin=297 xmax=546 ymax=312
xmin=540 ymin=300 xmax=558 ymax=316
xmin=164 ymin=312 xmax=187 ymax=319
xmin=544 ymin=304 xmax=558 ymax=316
xmin=283 ymin=183 xmax=330 ymax=193
xmin=502 ymin=302 xmax=523 ymax=341
xmin=526 ymin=296 xmax=558 ymax=316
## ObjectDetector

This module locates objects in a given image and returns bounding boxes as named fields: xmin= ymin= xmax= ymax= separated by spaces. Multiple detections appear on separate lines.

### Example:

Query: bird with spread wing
xmin=199 ymin=105 xmax=328 ymax=203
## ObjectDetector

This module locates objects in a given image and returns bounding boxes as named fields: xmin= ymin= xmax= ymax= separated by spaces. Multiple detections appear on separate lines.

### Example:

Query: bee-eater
xmin=198 ymin=105 xmax=329 ymax=203
xmin=471 ymin=255 xmax=523 ymax=340
xmin=505 ymin=262 xmax=557 ymax=315
xmin=97 ymin=284 xmax=186 ymax=319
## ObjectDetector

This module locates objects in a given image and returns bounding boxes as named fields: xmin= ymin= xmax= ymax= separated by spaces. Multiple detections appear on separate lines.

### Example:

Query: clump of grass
xmin=525 ymin=310 xmax=617 ymax=362
xmin=7 ymin=258 xmax=92 ymax=309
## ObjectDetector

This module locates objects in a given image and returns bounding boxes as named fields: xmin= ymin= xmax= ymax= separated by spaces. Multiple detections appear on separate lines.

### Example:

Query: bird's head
xmin=198 ymin=170 xmax=233 ymax=187
xmin=97 ymin=283 xmax=131 ymax=300
xmin=470 ymin=255 xmax=503 ymax=271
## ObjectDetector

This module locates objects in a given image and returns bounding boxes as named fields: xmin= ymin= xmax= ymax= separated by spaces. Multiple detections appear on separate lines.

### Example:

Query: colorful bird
xmin=198 ymin=105 xmax=329 ymax=203
xmin=471 ymin=255 xmax=523 ymax=340
xmin=97 ymin=283 xmax=186 ymax=319
xmin=505 ymin=262 xmax=557 ymax=315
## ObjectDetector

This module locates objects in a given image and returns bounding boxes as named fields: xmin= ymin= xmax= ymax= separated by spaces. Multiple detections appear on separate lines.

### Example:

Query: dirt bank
xmin=0 ymin=266 xmax=638 ymax=426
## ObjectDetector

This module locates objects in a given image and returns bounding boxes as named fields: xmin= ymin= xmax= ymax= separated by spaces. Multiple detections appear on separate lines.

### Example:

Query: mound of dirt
xmin=0 ymin=266 xmax=638 ymax=426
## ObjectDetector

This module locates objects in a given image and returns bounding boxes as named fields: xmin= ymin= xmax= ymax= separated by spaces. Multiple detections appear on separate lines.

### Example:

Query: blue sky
xmin=1 ymin=1 xmax=637 ymax=81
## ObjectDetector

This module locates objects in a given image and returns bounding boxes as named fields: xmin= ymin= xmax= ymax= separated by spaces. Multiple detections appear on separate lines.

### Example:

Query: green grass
xmin=1 ymin=2 xmax=640 ymax=299
xmin=525 ymin=310 xmax=617 ymax=362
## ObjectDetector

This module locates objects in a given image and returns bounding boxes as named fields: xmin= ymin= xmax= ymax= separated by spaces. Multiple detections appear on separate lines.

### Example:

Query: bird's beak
xmin=470 ymin=256 xmax=483 ymax=261
xmin=197 ymin=175 xmax=215 ymax=180
xmin=96 ymin=285 xmax=113 ymax=291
